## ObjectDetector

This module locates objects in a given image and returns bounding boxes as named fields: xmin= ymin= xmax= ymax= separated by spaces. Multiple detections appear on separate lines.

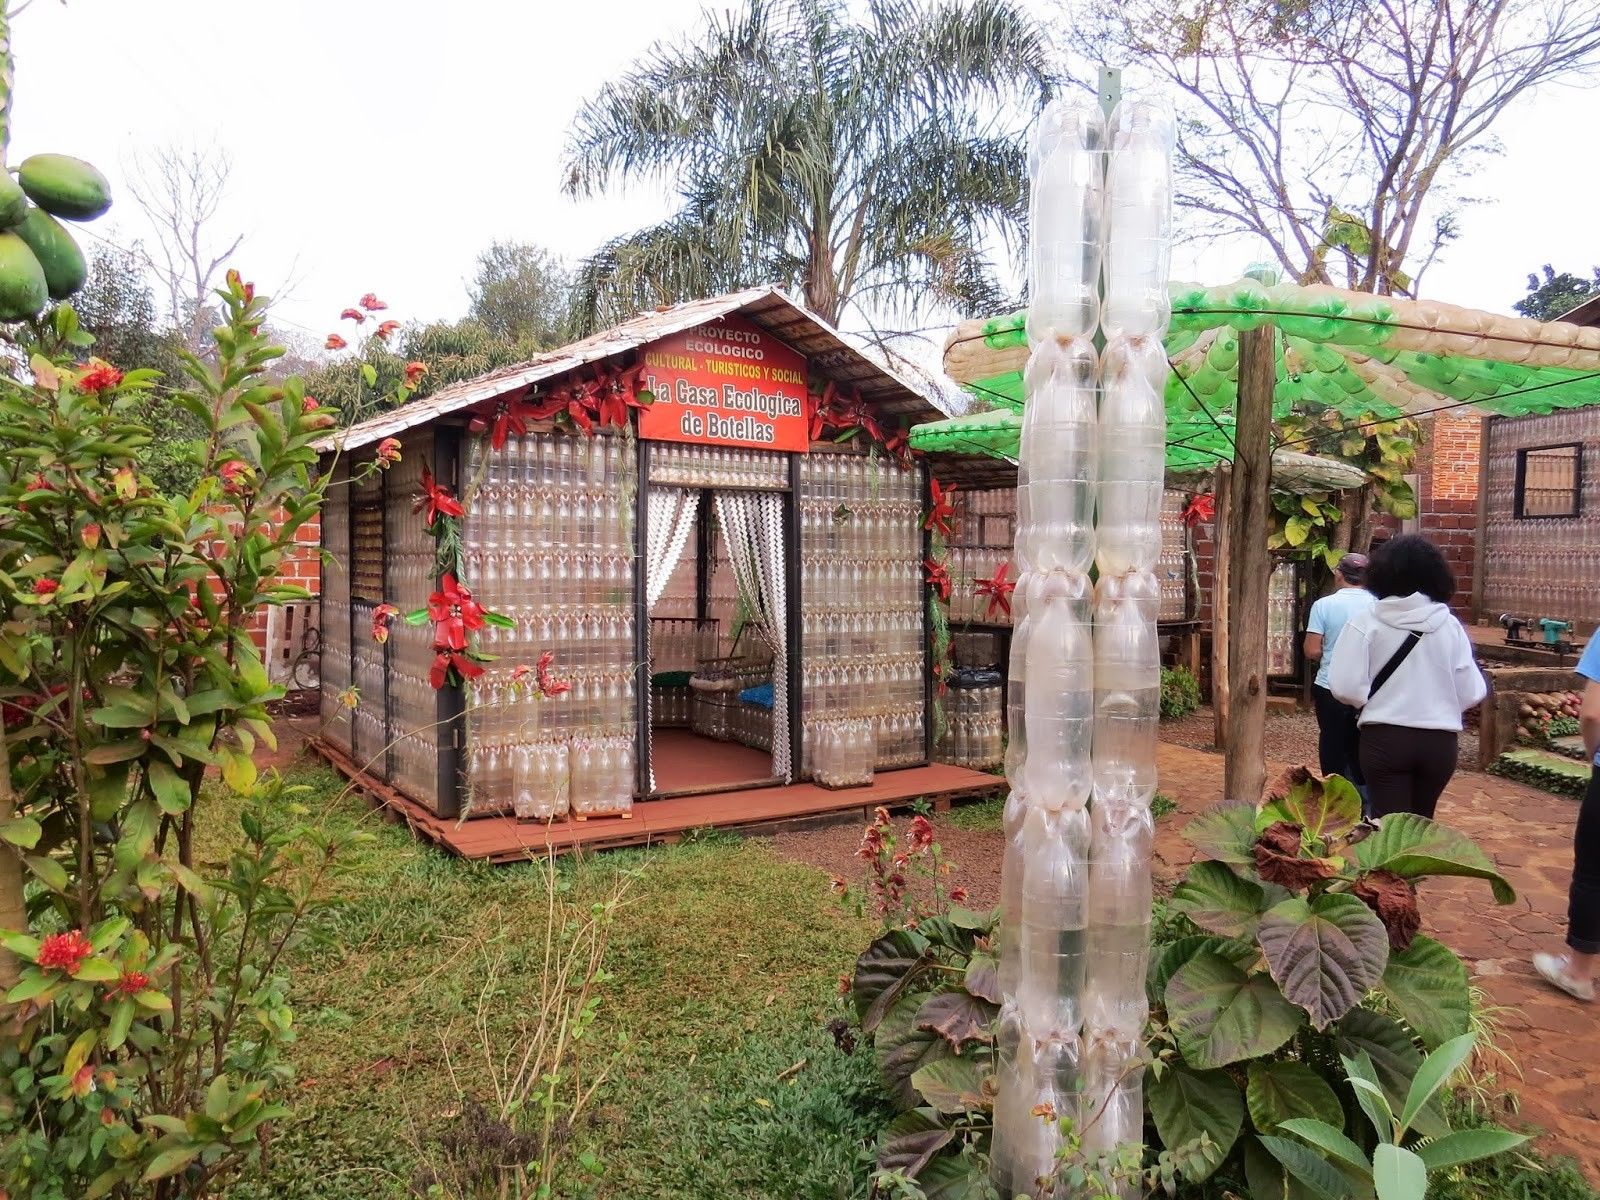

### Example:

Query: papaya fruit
xmin=17 ymin=154 xmax=111 ymax=221
xmin=14 ymin=206 xmax=85 ymax=299
xmin=0 ymin=231 xmax=48 ymax=319
xmin=0 ymin=175 xmax=28 ymax=229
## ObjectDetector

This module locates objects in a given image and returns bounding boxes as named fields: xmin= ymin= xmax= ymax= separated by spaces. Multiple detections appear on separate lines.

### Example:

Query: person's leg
xmin=1359 ymin=724 xmax=1413 ymax=820
xmin=1407 ymin=730 xmax=1458 ymax=820
xmin=1312 ymin=686 xmax=1343 ymax=778
xmin=1535 ymin=771 xmax=1600 ymax=1001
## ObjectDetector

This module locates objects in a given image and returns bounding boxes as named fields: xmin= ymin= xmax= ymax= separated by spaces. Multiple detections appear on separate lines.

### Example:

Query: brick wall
xmin=234 ymin=510 xmax=322 ymax=652
xmin=1413 ymin=412 xmax=1482 ymax=619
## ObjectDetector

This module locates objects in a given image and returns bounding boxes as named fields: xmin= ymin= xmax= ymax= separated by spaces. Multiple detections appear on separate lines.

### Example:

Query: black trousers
xmin=1569 ymin=770 xmax=1600 ymax=955
xmin=1359 ymin=723 xmax=1458 ymax=821
xmin=1312 ymin=685 xmax=1364 ymax=786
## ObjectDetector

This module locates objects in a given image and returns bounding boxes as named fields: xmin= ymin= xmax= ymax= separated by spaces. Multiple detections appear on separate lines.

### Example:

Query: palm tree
xmin=563 ymin=0 xmax=1051 ymax=337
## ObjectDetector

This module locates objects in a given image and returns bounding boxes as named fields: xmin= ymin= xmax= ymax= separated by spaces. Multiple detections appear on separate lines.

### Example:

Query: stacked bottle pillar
xmin=349 ymin=466 xmax=389 ymax=773
xmin=796 ymin=453 xmax=926 ymax=775
xmin=460 ymin=431 xmax=637 ymax=820
xmin=383 ymin=432 xmax=440 ymax=810
xmin=991 ymin=95 xmax=1174 ymax=1197
xmin=1266 ymin=561 xmax=1297 ymax=676
xmin=319 ymin=458 xmax=353 ymax=752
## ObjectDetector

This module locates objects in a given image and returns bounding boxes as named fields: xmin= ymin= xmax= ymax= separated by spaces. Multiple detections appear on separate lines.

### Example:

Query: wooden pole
xmin=1210 ymin=463 xmax=1231 ymax=749
xmin=1222 ymin=325 xmax=1276 ymax=804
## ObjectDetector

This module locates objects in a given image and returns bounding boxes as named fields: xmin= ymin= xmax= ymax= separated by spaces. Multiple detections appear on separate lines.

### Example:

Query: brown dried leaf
xmin=1352 ymin=869 xmax=1421 ymax=952
xmin=1254 ymin=821 xmax=1341 ymax=892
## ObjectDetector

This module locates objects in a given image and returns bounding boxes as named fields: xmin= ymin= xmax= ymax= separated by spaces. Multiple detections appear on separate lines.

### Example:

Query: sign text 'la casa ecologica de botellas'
xmin=636 ymin=316 xmax=811 ymax=452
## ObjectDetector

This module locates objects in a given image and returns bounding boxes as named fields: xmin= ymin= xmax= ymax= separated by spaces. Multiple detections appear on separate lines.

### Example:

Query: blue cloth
xmin=739 ymin=683 xmax=774 ymax=710
xmin=1307 ymin=587 xmax=1375 ymax=690
xmin=1577 ymin=633 xmax=1600 ymax=766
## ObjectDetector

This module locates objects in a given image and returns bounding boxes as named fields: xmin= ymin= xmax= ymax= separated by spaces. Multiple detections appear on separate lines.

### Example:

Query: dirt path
xmin=767 ymin=739 xmax=1598 ymax=1183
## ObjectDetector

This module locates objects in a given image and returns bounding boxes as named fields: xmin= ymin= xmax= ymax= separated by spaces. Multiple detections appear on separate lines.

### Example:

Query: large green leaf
xmin=1147 ymin=1062 xmax=1245 ymax=1181
xmin=1165 ymin=953 xmax=1303 ymax=1069
xmin=1245 ymin=1134 xmax=1351 ymax=1200
xmin=911 ymin=1052 xmax=988 ymax=1115
xmin=915 ymin=1152 xmax=990 ymax=1200
xmin=1413 ymin=1128 xmax=1529 ymax=1171
xmin=1373 ymin=1144 xmax=1426 ymax=1200
xmin=1277 ymin=1118 xmax=1372 ymax=1176
xmin=1171 ymin=861 xmax=1270 ymax=938
xmin=1256 ymin=895 xmax=1390 ymax=1031
xmin=1378 ymin=936 xmax=1470 ymax=1050
xmin=1354 ymin=814 xmax=1514 ymax=904
xmin=1148 ymin=935 xmax=1256 ymax=1004
xmin=1247 ymin=1062 xmax=1345 ymax=1134
xmin=853 ymin=929 xmax=931 ymax=1030
xmin=1259 ymin=768 xmax=1362 ymax=843
xmin=876 ymin=1110 xmax=955 ymax=1178
xmin=1259 ymin=1134 xmax=1361 ymax=1200
xmin=1185 ymin=804 xmax=1258 ymax=865
xmin=877 ymin=991 xmax=953 ymax=1111
xmin=1400 ymin=1033 xmax=1476 ymax=1135
xmin=1335 ymin=1008 xmax=1447 ymax=1139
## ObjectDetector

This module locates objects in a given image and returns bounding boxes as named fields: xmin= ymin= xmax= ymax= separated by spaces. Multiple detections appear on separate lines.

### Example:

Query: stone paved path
xmin=769 ymin=740 xmax=1599 ymax=1183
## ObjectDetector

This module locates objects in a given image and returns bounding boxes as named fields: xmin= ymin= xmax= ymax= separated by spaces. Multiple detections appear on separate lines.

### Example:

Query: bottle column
xmin=992 ymin=97 xmax=1104 ymax=1200
xmin=1082 ymin=98 xmax=1174 ymax=1178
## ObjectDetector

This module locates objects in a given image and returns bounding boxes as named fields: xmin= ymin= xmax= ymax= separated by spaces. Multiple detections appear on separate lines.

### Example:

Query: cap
xmin=1337 ymin=552 xmax=1369 ymax=582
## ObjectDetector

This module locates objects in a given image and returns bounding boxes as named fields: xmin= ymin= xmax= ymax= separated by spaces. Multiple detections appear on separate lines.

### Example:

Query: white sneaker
xmin=1533 ymin=951 xmax=1596 ymax=1002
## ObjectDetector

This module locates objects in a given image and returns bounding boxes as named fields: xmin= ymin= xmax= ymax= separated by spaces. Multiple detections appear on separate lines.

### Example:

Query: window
xmin=1514 ymin=443 xmax=1583 ymax=519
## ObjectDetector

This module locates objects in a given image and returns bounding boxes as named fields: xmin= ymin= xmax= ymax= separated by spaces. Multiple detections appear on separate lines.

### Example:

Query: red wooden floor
xmin=310 ymin=736 xmax=1002 ymax=862
xmin=652 ymin=728 xmax=775 ymax=793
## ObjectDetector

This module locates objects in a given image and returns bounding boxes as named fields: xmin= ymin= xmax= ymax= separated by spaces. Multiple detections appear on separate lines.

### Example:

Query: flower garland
xmin=467 ymin=358 xmax=654 ymax=444
xmin=807 ymin=380 xmax=914 ymax=467
xmin=925 ymin=525 xmax=955 ymax=746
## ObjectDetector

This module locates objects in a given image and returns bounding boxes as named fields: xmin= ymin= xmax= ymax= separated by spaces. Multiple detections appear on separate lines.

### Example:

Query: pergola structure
xmin=922 ymin=278 xmax=1600 ymax=801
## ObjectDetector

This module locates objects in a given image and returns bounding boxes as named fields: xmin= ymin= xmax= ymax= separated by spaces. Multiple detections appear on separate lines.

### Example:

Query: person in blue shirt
xmin=1303 ymin=552 xmax=1374 ymax=797
xmin=1534 ymin=631 xmax=1600 ymax=1003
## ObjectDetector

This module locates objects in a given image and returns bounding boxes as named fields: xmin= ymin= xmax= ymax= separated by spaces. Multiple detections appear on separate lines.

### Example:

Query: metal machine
xmin=1500 ymin=613 xmax=1575 ymax=655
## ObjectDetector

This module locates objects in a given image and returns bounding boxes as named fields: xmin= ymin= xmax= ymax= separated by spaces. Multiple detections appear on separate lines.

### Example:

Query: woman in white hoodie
xmin=1329 ymin=535 xmax=1486 ymax=820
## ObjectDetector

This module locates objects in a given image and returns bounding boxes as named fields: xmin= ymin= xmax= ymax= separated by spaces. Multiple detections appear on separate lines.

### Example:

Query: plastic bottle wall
xmin=319 ymin=457 xmax=353 ymax=752
xmin=992 ymin=92 xmax=1173 ymax=1198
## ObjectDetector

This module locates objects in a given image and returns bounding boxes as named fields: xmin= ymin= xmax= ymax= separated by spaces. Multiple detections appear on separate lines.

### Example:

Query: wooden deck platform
xmin=309 ymin=738 xmax=1003 ymax=862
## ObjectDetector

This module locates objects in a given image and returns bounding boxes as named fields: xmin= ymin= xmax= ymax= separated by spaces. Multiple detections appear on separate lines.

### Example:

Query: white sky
xmin=13 ymin=0 xmax=1600 ymax=353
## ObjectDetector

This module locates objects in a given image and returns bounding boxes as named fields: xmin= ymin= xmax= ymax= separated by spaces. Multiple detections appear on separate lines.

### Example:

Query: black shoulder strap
xmin=1369 ymin=631 xmax=1423 ymax=700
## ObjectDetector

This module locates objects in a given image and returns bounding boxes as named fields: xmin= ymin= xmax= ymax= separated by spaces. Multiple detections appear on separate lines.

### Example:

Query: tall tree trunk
xmin=1223 ymin=326 xmax=1275 ymax=805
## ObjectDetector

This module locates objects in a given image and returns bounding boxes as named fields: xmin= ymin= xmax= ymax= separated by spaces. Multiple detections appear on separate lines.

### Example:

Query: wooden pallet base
xmin=308 ymin=738 xmax=1002 ymax=862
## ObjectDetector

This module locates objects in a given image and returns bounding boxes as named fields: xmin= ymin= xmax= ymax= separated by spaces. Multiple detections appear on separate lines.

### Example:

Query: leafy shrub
xmin=1160 ymin=667 xmax=1202 ymax=721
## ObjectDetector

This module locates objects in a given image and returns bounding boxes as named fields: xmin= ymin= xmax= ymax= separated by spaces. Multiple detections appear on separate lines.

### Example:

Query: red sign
xmin=637 ymin=315 xmax=810 ymax=451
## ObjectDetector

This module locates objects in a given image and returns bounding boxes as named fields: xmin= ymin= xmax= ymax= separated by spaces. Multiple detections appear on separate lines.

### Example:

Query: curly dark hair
xmin=1365 ymin=533 xmax=1454 ymax=603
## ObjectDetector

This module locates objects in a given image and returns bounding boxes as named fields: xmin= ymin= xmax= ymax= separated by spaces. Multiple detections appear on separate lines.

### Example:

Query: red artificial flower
xmin=76 ymin=362 xmax=124 ymax=394
xmin=806 ymin=381 xmax=836 ymax=442
xmin=429 ymin=649 xmax=486 ymax=689
xmin=324 ymin=334 xmax=348 ymax=351
xmin=359 ymin=293 xmax=388 ymax=312
xmin=371 ymin=603 xmax=399 ymax=644
xmin=975 ymin=560 xmax=1016 ymax=620
xmin=527 ymin=375 xmax=603 ymax=435
xmin=923 ymin=558 xmax=952 ymax=603
xmin=32 ymin=578 xmax=59 ymax=597
xmin=375 ymin=437 xmax=402 ymax=467
xmin=881 ymin=422 xmax=913 ymax=466
xmin=427 ymin=573 xmax=487 ymax=654
xmin=924 ymin=478 xmax=957 ymax=536
xmin=375 ymin=320 xmax=401 ymax=341
xmin=469 ymin=391 xmax=544 ymax=451
xmin=404 ymin=361 xmax=428 ymax=386
xmin=948 ymin=886 xmax=969 ymax=904
xmin=1181 ymin=493 xmax=1216 ymax=528
xmin=36 ymin=929 xmax=93 ymax=974
xmin=534 ymin=650 xmax=572 ymax=698
xmin=908 ymin=815 xmax=935 ymax=852
xmin=340 ymin=307 xmax=367 ymax=324
xmin=413 ymin=465 xmax=466 ymax=529
xmin=593 ymin=361 xmax=651 ymax=429
xmin=114 ymin=970 xmax=151 ymax=996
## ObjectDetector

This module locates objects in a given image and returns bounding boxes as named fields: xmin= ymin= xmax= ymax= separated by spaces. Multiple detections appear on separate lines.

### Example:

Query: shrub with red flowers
xmin=835 ymin=806 xmax=968 ymax=930
xmin=0 ymin=276 xmax=378 ymax=1196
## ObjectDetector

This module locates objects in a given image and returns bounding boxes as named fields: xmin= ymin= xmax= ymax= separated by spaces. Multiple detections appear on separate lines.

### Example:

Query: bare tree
xmin=127 ymin=143 xmax=244 ymax=353
xmin=1080 ymin=0 xmax=1600 ymax=295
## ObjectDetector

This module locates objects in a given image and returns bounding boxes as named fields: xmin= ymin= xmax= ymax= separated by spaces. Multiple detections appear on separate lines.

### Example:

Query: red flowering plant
xmin=833 ymin=806 xmax=969 ymax=931
xmin=0 ymin=276 xmax=369 ymax=1195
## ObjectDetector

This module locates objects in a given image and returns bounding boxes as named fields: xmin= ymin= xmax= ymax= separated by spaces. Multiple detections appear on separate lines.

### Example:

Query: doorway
xmin=642 ymin=485 xmax=792 ymax=797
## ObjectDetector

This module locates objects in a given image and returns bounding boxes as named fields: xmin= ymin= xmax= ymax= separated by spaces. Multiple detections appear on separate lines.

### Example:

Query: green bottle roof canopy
xmin=917 ymin=278 xmax=1600 ymax=477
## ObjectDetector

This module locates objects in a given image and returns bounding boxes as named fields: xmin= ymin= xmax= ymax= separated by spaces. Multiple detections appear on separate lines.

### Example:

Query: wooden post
xmin=1222 ymin=325 xmax=1276 ymax=804
xmin=1211 ymin=463 xmax=1231 ymax=749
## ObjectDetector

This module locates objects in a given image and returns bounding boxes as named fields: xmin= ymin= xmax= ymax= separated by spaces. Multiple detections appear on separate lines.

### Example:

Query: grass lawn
xmin=212 ymin=764 xmax=885 ymax=1200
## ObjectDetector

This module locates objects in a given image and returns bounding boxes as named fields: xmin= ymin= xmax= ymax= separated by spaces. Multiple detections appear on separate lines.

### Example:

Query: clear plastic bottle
xmin=1027 ymin=100 xmax=1105 ymax=343
xmin=1102 ymin=99 xmax=1175 ymax=339
xmin=1018 ymin=804 xmax=1090 ymax=1037
xmin=1022 ymin=339 xmax=1099 ymax=576
xmin=1096 ymin=336 xmax=1168 ymax=576
xmin=1023 ymin=571 xmax=1094 ymax=812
